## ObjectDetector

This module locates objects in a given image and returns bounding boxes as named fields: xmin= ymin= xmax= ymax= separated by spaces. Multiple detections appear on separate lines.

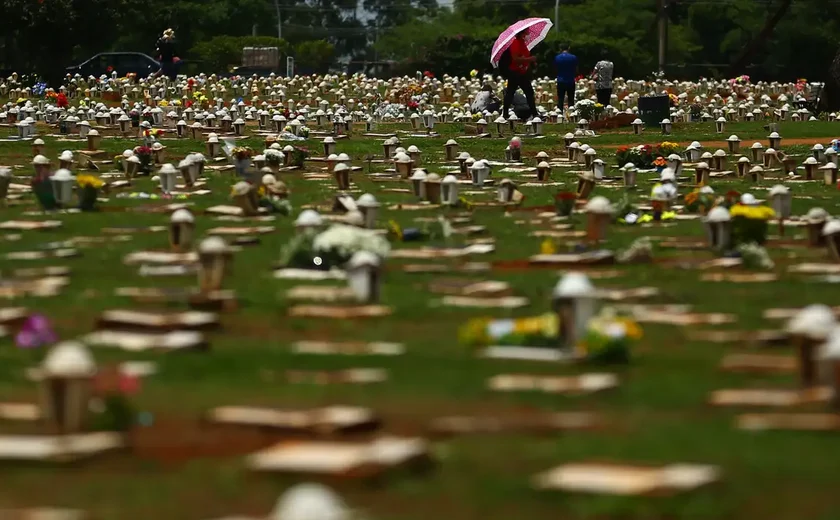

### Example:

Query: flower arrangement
xmin=90 ymin=365 xmax=139 ymax=432
xmin=579 ymin=307 xmax=642 ymax=364
xmin=730 ymin=203 xmax=775 ymax=245
xmin=289 ymin=146 xmax=310 ymax=167
xmin=573 ymin=99 xmax=604 ymax=120
xmin=617 ymin=237 xmax=654 ymax=263
xmin=668 ymin=93 xmax=679 ymax=107
xmin=231 ymin=146 xmax=254 ymax=160
xmin=75 ymin=174 xmax=104 ymax=211
xmin=729 ymin=75 xmax=750 ymax=88
xmin=683 ymin=188 xmax=716 ymax=214
xmin=721 ymin=190 xmax=741 ymax=209
xmin=298 ymin=125 xmax=310 ymax=138
xmin=796 ymin=78 xmax=808 ymax=92
xmin=264 ymin=148 xmax=284 ymax=166
xmin=737 ymin=243 xmax=774 ymax=270
xmin=133 ymin=145 xmax=152 ymax=173
xmin=56 ymin=93 xmax=68 ymax=108
xmin=470 ymin=69 xmax=478 ymax=78
xmin=143 ymin=128 xmax=164 ymax=139
xmin=615 ymin=144 xmax=654 ymax=168
xmin=653 ymin=156 xmax=667 ymax=170
xmin=555 ymin=190 xmax=576 ymax=216
xmin=311 ymin=224 xmax=390 ymax=267
xmin=458 ymin=313 xmax=559 ymax=349
xmin=658 ymin=141 xmax=680 ymax=156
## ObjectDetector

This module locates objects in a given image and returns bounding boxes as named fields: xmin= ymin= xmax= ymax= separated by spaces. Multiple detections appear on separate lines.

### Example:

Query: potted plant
xmin=289 ymin=146 xmax=310 ymax=168
xmin=231 ymin=146 xmax=254 ymax=176
xmin=555 ymin=191 xmax=576 ymax=217
xmin=133 ymin=146 xmax=153 ymax=174
xmin=76 ymin=174 xmax=105 ymax=211
xmin=730 ymin=202 xmax=775 ymax=246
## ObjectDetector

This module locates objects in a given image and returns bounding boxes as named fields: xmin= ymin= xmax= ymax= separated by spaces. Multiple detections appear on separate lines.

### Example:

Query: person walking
xmin=156 ymin=28 xmax=180 ymax=81
xmin=591 ymin=52 xmax=614 ymax=106
xmin=554 ymin=43 xmax=577 ymax=111
xmin=501 ymin=29 xmax=538 ymax=120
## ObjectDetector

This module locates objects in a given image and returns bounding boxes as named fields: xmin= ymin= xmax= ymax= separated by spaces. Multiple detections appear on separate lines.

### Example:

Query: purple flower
xmin=15 ymin=314 xmax=57 ymax=349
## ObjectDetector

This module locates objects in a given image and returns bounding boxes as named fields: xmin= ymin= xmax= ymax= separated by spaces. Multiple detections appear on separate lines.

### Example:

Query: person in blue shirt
xmin=554 ymin=43 xmax=577 ymax=111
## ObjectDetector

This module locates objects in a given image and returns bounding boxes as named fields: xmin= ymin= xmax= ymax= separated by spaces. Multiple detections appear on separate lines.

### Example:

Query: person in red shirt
xmin=502 ymin=30 xmax=538 ymax=120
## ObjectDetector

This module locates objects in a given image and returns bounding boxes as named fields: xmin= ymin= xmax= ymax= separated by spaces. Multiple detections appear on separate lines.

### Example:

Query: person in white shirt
xmin=591 ymin=52 xmax=614 ymax=106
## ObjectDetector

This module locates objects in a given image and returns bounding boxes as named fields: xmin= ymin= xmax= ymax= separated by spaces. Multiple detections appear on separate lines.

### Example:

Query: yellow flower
xmin=158 ymin=100 xmax=168 ymax=107
xmin=459 ymin=317 xmax=491 ymax=347
xmin=470 ymin=69 xmax=478 ymax=78
xmin=729 ymin=204 xmax=775 ymax=220
xmin=76 ymin=174 xmax=104 ymax=189
xmin=540 ymin=239 xmax=556 ymax=254
xmin=616 ymin=318 xmax=643 ymax=340
xmin=513 ymin=313 xmax=559 ymax=337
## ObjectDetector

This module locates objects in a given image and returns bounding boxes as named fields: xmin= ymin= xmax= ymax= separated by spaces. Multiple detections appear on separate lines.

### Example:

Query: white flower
xmin=313 ymin=224 xmax=391 ymax=258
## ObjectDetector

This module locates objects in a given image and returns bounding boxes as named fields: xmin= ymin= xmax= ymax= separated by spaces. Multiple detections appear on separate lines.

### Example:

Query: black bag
xmin=497 ymin=48 xmax=512 ymax=78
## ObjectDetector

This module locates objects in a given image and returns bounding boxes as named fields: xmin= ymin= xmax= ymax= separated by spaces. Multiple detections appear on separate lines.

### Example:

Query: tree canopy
xmin=1 ymin=0 xmax=837 ymax=83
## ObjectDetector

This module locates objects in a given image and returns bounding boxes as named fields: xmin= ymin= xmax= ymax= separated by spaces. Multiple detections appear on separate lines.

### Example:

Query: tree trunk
xmin=728 ymin=0 xmax=792 ymax=75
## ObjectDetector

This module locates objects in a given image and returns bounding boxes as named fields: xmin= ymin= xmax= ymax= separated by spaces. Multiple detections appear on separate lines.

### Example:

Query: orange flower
xmin=654 ymin=156 xmax=667 ymax=167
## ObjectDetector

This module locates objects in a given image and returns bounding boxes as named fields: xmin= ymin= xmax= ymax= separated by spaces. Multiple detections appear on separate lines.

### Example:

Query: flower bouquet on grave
xmin=258 ymin=187 xmax=293 ymax=216
xmin=737 ymin=243 xmax=775 ymax=270
xmin=653 ymin=156 xmax=667 ymax=173
xmin=574 ymin=99 xmax=600 ymax=121
xmin=129 ymin=109 xmax=140 ymax=128
xmin=578 ymin=307 xmax=642 ymax=365
xmin=89 ymin=365 xmax=139 ymax=432
xmin=730 ymin=203 xmax=775 ymax=246
xmin=133 ymin=146 xmax=153 ymax=174
xmin=458 ymin=313 xmax=559 ymax=348
xmin=298 ymin=125 xmax=310 ymax=138
xmin=76 ymin=174 xmax=104 ymax=211
xmin=657 ymin=141 xmax=680 ymax=157
xmin=231 ymin=146 xmax=254 ymax=176
xmin=721 ymin=190 xmax=741 ymax=209
xmin=615 ymin=144 xmax=654 ymax=169
xmin=289 ymin=146 xmax=310 ymax=167
xmin=15 ymin=314 xmax=57 ymax=362
xmin=555 ymin=191 xmax=577 ymax=216
xmin=312 ymin=224 xmax=391 ymax=268
xmin=278 ymin=232 xmax=324 ymax=270
xmin=31 ymin=176 xmax=58 ymax=211
xmin=683 ymin=188 xmax=716 ymax=215
xmin=264 ymin=149 xmax=284 ymax=171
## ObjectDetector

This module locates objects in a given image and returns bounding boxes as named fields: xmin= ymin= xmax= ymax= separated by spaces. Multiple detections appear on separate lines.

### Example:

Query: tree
xmin=295 ymin=40 xmax=335 ymax=74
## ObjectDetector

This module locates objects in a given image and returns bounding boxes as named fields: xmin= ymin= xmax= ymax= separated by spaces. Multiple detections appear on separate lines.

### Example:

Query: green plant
xmin=294 ymin=40 xmax=335 ymax=74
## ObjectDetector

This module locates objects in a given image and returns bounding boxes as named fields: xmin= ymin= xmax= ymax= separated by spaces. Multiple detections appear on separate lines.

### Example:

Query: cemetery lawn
xmin=2 ymin=120 xmax=840 ymax=519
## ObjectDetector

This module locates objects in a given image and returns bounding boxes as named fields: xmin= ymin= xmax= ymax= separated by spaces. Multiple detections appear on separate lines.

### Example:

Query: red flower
xmin=185 ymin=100 xmax=193 ymax=108
xmin=56 ymin=93 xmax=68 ymax=108
xmin=423 ymin=71 xmax=434 ymax=78
xmin=617 ymin=146 xmax=629 ymax=153
xmin=93 ymin=365 xmax=141 ymax=396
xmin=106 ymin=66 xmax=113 ymax=73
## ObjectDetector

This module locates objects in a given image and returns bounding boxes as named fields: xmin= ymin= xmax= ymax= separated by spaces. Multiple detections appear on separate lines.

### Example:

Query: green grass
xmin=1 ymin=120 xmax=840 ymax=519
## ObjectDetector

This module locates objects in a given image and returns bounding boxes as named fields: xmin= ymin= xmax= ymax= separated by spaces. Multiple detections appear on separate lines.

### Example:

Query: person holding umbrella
xmin=501 ymin=29 xmax=538 ymax=120
xmin=491 ymin=18 xmax=552 ymax=121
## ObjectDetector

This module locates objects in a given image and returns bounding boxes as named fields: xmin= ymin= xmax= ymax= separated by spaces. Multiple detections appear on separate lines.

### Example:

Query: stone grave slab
xmin=533 ymin=462 xmax=720 ymax=496
xmin=207 ymin=405 xmax=379 ymax=435
xmin=720 ymin=354 xmax=796 ymax=373
xmin=288 ymin=305 xmax=392 ymax=319
xmin=95 ymin=309 xmax=220 ymax=332
xmin=429 ymin=413 xmax=600 ymax=436
xmin=82 ymin=330 xmax=207 ymax=352
xmin=0 ymin=220 xmax=62 ymax=231
xmin=0 ymin=432 xmax=125 ymax=462
xmin=286 ymin=369 xmax=387 ymax=385
xmin=709 ymin=387 xmax=832 ymax=407
xmin=441 ymin=295 xmax=529 ymax=309
xmin=737 ymin=413 xmax=840 ymax=432
xmin=290 ymin=341 xmax=405 ymax=356
xmin=246 ymin=437 xmax=431 ymax=478
xmin=488 ymin=373 xmax=618 ymax=394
